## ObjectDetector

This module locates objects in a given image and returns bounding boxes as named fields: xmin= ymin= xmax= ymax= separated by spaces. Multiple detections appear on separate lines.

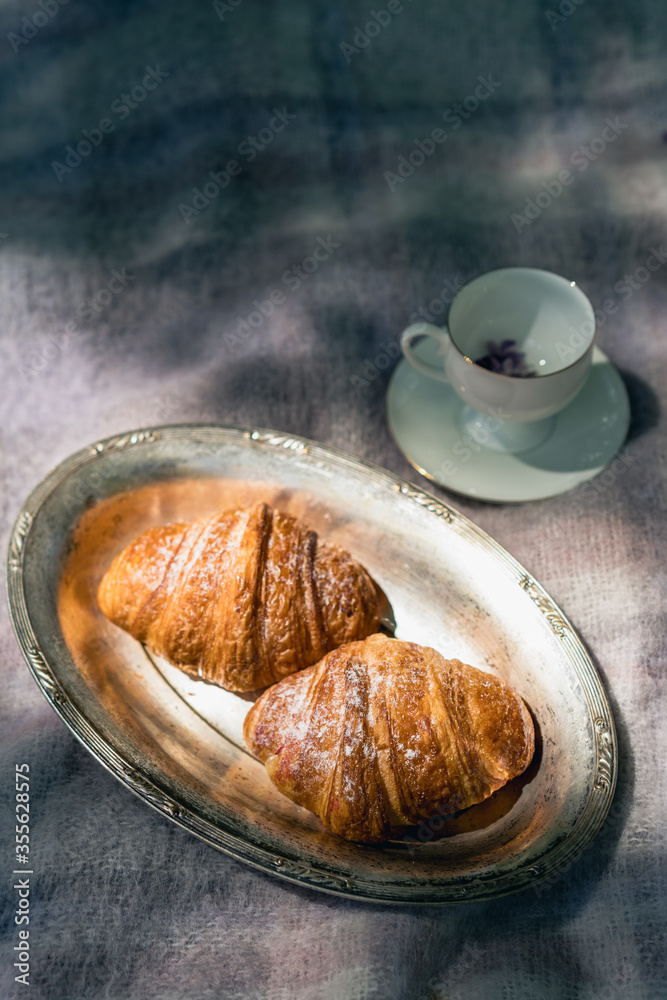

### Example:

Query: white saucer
xmin=386 ymin=339 xmax=630 ymax=503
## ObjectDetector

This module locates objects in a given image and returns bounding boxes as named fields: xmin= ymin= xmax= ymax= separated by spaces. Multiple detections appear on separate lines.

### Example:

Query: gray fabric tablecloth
xmin=1 ymin=0 xmax=666 ymax=996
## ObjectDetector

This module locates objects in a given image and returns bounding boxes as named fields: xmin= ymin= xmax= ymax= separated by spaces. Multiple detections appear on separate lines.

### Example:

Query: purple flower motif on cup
xmin=475 ymin=339 xmax=536 ymax=377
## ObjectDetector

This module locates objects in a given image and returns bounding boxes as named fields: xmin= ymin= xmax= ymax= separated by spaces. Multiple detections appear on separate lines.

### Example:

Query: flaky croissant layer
xmin=98 ymin=501 xmax=388 ymax=691
xmin=244 ymin=634 xmax=535 ymax=842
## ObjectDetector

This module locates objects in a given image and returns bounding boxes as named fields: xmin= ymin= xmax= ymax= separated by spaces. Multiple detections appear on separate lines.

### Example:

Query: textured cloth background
xmin=1 ymin=0 xmax=666 ymax=997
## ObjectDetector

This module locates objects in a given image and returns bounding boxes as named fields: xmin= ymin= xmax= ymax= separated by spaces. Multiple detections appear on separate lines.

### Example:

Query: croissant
xmin=97 ymin=501 xmax=388 ymax=692
xmin=244 ymin=634 xmax=534 ymax=842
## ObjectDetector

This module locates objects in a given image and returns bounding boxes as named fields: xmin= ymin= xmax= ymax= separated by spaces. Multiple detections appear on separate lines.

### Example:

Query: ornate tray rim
xmin=5 ymin=423 xmax=617 ymax=904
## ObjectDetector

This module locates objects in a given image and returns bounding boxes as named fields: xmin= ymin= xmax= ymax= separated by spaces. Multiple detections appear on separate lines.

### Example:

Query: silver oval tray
xmin=6 ymin=424 xmax=617 ymax=904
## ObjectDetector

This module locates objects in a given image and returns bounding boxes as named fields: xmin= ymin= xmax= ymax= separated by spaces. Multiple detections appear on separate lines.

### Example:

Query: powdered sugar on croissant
xmin=97 ymin=501 xmax=387 ymax=691
xmin=244 ymin=634 xmax=535 ymax=842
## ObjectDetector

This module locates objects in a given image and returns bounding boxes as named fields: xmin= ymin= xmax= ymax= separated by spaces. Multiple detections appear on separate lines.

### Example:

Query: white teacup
xmin=400 ymin=267 xmax=596 ymax=453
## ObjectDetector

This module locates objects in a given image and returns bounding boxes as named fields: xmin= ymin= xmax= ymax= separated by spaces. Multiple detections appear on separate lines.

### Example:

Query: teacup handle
xmin=400 ymin=323 xmax=452 ymax=383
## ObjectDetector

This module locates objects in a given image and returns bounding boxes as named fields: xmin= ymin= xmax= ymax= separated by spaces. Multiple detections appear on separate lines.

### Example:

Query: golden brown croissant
xmin=244 ymin=634 xmax=534 ymax=842
xmin=97 ymin=501 xmax=388 ymax=692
